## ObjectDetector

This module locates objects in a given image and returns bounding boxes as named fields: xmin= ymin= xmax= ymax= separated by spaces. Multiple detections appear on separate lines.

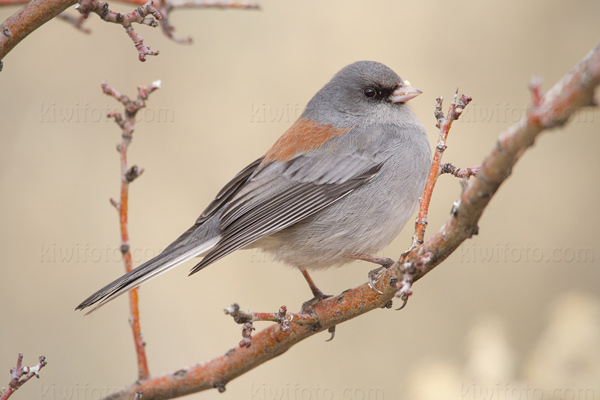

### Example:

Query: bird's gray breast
xmin=254 ymin=121 xmax=431 ymax=270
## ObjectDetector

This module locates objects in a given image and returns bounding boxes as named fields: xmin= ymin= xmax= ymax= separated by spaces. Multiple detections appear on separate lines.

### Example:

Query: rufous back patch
xmin=262 ymin=119 xmax=351 ymax=164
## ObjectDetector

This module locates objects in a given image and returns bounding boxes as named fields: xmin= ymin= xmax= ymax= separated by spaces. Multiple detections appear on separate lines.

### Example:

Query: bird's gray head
xmin=302 ymin=61 xmax=422 ymax=127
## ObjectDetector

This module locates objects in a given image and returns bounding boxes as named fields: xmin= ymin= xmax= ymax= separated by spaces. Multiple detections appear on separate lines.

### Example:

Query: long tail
xmin=76 ymin=236 xmax=219 ymax=315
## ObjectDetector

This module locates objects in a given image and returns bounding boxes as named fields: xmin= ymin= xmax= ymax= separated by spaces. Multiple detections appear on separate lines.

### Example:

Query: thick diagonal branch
xmin=0 ymin=0 xmax=77 ymax=70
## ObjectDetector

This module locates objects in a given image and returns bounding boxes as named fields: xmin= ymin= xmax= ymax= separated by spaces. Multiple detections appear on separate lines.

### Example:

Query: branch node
xmin=239 ymin=322 xmax=254 ymax=348
xmin=276 ymin=305 xmax=291 ymax=332
xmin=450 ymin=200 xmax=460 ymax=217
xmin=435 ymin=142 xmax=447 ymax=152
xmin=453 ymin=94 xmax=473 ymax=120
xmin=381 ymin=300 xmax=393 ymax=309
xmin=400 ymin=261 xmax=416 ymax=275
xmin=109 ymin=198 xmax=120 ymax=210
xmin=109 ymin=113 xmax=125 ymax=130
xmin=224 ymin=303 xmax=253 ymax=324
xmin=440 ymin=163 xmax=480 ymax=179
xmin=4 ymin=353 xmax=48 ymax=396
xmin=213 ymin=382 xmax=226 ymax=393
xmin=418 ymin=251 xmax=434 ymax=267
xmin=395 ymin=273 xmax=413 ymax=303
xmin=126 ymin=165 xmax=145 ymax=183
xmin=529 ymin=75 xmax=544 ymax=107
xmin=434 ymin=96 xmax=445 ymax=128
xmin=78 ymin=0 xmax=163 ymax=61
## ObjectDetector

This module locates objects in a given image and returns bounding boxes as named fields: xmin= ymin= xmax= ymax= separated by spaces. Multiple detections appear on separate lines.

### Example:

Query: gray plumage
xmin=76 ymin=61 xmax=431 ymax=313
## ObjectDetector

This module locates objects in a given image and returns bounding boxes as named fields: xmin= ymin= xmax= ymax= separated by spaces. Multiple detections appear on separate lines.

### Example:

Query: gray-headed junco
xmin=77 ymin=61 xmax=431 ymax=313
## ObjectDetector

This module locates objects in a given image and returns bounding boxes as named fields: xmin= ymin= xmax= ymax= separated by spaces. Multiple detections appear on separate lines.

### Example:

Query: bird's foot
xmin=300 ymin=290 xmax=332 ymax=314
xmin=300 ymin=291 xmax=336 ymax=341
xmin=299 ymin=269 xmax=332 ymax=313
xmin=352 ymin=253 xmax=395 ymax=294
xmin=298 ymin=268 xmax=337 ymax=340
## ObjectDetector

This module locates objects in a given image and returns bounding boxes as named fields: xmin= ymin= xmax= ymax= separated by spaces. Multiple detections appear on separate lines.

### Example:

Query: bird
xmin=76 ymin=61 xmax=432 ymax=314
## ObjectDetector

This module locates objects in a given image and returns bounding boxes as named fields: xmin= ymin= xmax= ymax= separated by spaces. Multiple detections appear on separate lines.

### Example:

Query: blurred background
xmin=1 ymin=1 xmax=599 ymax=399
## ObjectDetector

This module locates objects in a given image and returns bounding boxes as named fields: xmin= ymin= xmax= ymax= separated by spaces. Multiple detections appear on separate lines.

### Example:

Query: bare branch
xmin=397 ymin=41 xmax=600 ymax=290
xmin=103 ymin=80 xmax=161 ymax=380
xmin=57 ymin=11 xmax=91 ymax=32
xmin=225 ymin=304 xmax=316 ymax=329
xmin=440 ymin=163 xmax=479 ymax=179
xmin=1 ymin=353 xmax=47 ymax=400
xmin=0 ymin=0 xmax=77 ymax=71
xmin=411 ymin=91 xmax=472 ymax=250
xmin=0 ymin=0 xmax=259 ymax=67
xmin=76 ymin=0 xmax=162 ymax=61
xmin=156 ymin=0 xmax=260 ymax=44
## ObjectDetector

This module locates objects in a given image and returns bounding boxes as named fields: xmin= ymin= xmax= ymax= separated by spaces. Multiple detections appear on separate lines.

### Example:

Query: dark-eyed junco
xmin=77 ymin=61 xmax=431 ymax=313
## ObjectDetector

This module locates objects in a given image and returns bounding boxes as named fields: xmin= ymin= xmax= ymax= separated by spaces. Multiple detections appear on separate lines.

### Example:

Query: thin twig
xmin=103 ymin=80 xmax=161 ymax=380
xmin=99 ymin=42 xmax=600 ymax=400
xmin=0 ymin=0 xmax=261 ymax=6
xmin=57 ymin=11 xmax=91 ymax=32
xmin=76 ymin=0 xmax=162 ymax=61
xmin=410 ymin=91 xmax=472 ymax=250
xmin=157 ymin=0 xmax=260 ymax=44
xmin=224 ymin=303 xmax=318 ymax=326
xmin=0 ymin=353 xmax=47 ymax=400
xmin=224 ymin=303 xmax=320 ymax=347
xmin=440 ymin=163 xmax=480 ymax=179
xmin=0 ymin=0 xmax=259 ymax=67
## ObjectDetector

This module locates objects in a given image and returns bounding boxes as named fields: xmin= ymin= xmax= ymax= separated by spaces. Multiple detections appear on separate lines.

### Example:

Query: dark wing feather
xmin=162 ymin=157 xmax=264 ymax=253
xmin=189 ymin=162 xmax=382 ymax=274
xmin=197 ymin=157 xmax=264 ymax=225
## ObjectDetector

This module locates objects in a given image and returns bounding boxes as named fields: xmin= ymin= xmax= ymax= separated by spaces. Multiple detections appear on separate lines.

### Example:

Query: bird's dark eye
xmin=363 ymin=87 xmax=377 ymax=98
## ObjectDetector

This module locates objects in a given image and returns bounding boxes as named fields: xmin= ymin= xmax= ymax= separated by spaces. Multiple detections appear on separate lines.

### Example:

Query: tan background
xmin=1 ymin=1 xmax=599 ymax=399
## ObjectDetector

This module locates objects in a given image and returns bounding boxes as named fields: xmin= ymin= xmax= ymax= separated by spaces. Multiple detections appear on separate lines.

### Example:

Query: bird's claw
xmin=352 ymin=254 xmax=394 ymax=294
xmin=325 ymin=326 xmax=336 ymax=341
xmin=368 ymin=266 xmax=388 ymax=294
xmin=300 ymin=294 xmax=337 ymax=341
xmin=395 ymin=293 xmax=409 ymax=310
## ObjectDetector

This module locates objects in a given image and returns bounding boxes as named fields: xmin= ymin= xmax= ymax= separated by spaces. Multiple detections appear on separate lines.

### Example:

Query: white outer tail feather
xmin=84 ymin=236 xmax=220 ymax=315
